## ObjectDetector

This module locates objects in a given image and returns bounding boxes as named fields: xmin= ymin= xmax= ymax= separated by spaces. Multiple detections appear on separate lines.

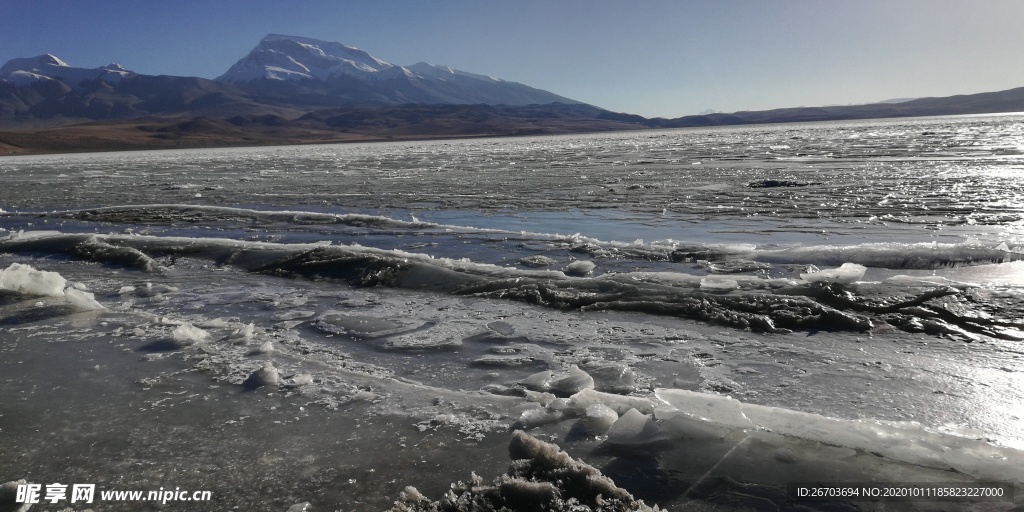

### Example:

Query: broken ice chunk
xmin=0 ymin=262 xmax=66 ymax=296
xmin=171 ymin=322 xmax=210 ymax=347
xmin=699 ymin=277 xmax=738 ymax=292
xmin=290 ymin=374 xmax=314 ymax=386
xmin=547 ymin=365 xmax=595 ymax=396
xmin=567 ymin=388 xmax=656 ymax=416
xmin=606 ymin=408 xmax=669 ymax=445
xmin=581 ymin=363 xmax=637 ymax=394
xmin=64 ymin=287 xmax=106 ymax=311
xmin=654 ymin=388 xmax=751 ymax=429
xmin=800 ymin=262 xmax=866 ymax=284
xmin=245 ymin=362 xmax=281 ymax=388
xmin=128 ymin=282 xmax=180 ymax=298
xmin=585 ymin=403 xmax=619 ymax=434
xmin=225 ymin=322 xmax=256 ymax=344
xmin=237 ymin=322 xmax=256 ymax=338
xmin=564 ymin=260 xmax=596 ymax=276
xmin=517 ymin=255 xmax=557 ymax=268
xmin=517 ymin=407 xmax=565 ymax=428
xmin=519 ymin=370 xmax=553 ymax=392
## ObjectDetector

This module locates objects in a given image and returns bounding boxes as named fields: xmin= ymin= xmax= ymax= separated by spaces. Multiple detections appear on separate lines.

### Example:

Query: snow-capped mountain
xmin=0 ymin=54 xmax=274 ymax=125
xmin=217 ymin=34 xmax=578 ymax=106
xmin=217 ymin=34 xmax=394 ymax=83
xmin=0 ymin=54 xmax=134 ymax=88
xmin=0 ymin=34 xmax=582 ymax=126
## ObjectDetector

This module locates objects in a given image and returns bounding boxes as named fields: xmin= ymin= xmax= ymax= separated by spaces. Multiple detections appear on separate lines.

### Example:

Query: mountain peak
xmin=261 ymin=33 xmax=362 ymax=52
xmin=1 ymin=54 xmax=69 ymax=75
xmin=40 ymin=54 xmax=69 ymax=66
xmin=1 ymin=55 xmax=134 ymax=87
xmin=215 ymin=34 xmax=578 ymax=106
xmin=217 ymin=34 xmax=394 ymax=83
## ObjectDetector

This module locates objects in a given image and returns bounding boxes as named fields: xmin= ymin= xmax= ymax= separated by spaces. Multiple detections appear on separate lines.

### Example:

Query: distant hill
xmin=628 ymin=87 xmax=1024 ymax=128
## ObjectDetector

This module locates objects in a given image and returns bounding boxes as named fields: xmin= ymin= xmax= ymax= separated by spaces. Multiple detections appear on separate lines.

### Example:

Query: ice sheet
xmin=3 ymin=115 xmax=1024 ymax=511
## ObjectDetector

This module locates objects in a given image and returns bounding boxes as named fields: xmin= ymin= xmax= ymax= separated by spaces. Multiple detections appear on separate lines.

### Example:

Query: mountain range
xmin=217 ymin=34 xmax=577 ymax=107
xmin=2 ymin=34 xmax=1024 ymax=154
xmin=0 ymin=34 xmax=578 ymax=127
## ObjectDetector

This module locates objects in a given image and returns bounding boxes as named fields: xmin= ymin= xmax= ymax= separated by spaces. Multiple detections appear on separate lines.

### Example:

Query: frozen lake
xmin=2 ymin=114 xmax=1024 ymax=510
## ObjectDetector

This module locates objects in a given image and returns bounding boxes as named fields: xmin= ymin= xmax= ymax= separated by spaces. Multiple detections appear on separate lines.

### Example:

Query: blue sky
xmin=2 ymin=0 xmax=1022 ymax=118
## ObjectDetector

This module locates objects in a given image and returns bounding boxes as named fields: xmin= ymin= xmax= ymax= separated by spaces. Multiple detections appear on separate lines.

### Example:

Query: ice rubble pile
xmin=0 ymin=479 xmax=32 ymax=512
xmin=0 ymin=262 xmax=105 ymax=310
xmin=389 ymin=430 xmax=662 ymax=512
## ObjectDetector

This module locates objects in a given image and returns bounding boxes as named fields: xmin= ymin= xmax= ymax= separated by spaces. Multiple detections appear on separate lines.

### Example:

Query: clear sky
xmin=2 ymin=0 xmax=1022 ymax=118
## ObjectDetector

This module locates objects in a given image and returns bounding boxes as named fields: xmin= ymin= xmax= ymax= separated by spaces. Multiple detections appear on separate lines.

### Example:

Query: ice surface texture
xmin=3 ymin=117 xmax=1024 ymax=511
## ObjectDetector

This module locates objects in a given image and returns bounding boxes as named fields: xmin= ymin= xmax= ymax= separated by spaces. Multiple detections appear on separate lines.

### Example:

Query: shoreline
xmin=4 ymin=109 xmax=1022 ymax=158
xmin=0 ymin=123 xmax=566 ymax=157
